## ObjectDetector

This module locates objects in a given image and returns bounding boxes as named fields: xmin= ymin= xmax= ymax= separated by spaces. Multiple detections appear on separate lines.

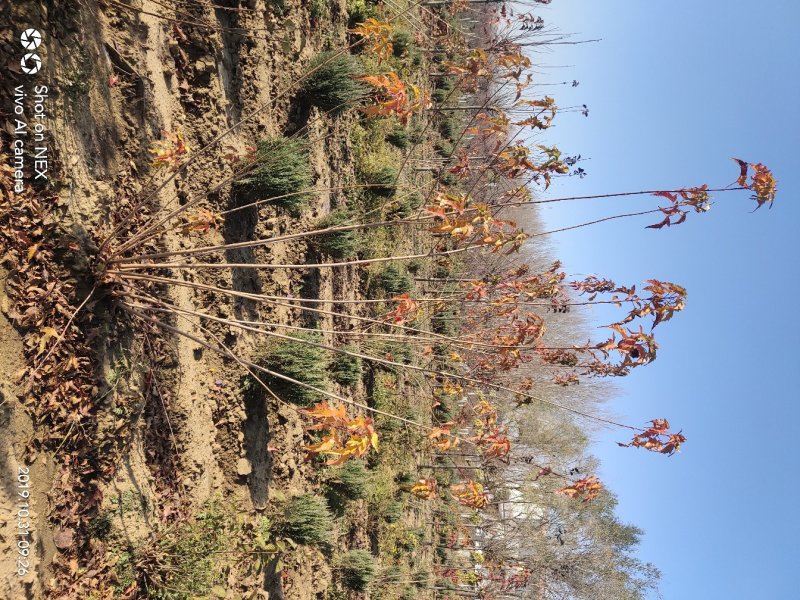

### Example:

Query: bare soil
xmin=2 ymin=0 xmax=437 ymax=598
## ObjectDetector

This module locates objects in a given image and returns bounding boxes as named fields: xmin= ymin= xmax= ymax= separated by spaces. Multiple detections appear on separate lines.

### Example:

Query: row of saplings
xmin=278 ymin=492 xmax=376 ymax=592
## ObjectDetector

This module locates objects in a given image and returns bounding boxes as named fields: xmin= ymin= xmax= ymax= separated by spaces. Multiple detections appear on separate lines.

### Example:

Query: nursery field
xmin=0 ymin=0 xmax=777 ymax=599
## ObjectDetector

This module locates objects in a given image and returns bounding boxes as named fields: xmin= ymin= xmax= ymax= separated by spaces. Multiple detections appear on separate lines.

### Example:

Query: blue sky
xmin=527 ymin=1 xmax=800 ymax=598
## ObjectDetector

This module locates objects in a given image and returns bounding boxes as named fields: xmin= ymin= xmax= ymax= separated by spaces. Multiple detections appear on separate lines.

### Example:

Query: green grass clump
xmin=301 ymin=51 xmax=366 ymax=113
xmin=329 ymin=350 xmax=363 ymax=387
xmin=254 ymin=332 xmax=328 ymax=406
xmin=388 ymin=192 xmax=423 ymax=219
xmin=434 ymin=140 xmax=454 ymax=158
xmin=432 ymin=76 xmax=456 ymax=104
xmin=268 ymin=0 xmax=289 ymax=15
xmin=395 ymin=472 xmax=416 ymax=487
xmin=347 ymin=0 xmax=378 ymax=27
xmin=276 ymin=494 xmax=334 ymax=545
xmin=439 ymin=172 xmax=459 ymax=187
xmin=337 ymin=549 xmax=377 ymax=591
xmin=413 ymin=569 xmax=432 ymax=589
xmin=310 ymin=0 xmax=329 ymax=22
xmin=406 ymin=258 xmax=423 ymax=274
xmin=362 ymin=164 xmax=399 ymax=198
xmin=314 ymin=209 xmax=360 ymax=259
xmin=431 ymin=307 xmax=457 ymax=337
xmin=392 ymin=31 xmax=413 ymax=57
xmin=383 ymin=498 xmax=405 ymax=523
xmin=439 ymin=115 xmax=462 ymax=141
xmin=112 ymin=501 xmax=230 ymax=598
xmin=235 ymin=137 xmax=312 ymax=215
xmin=386 ymin=127 xmax=410 ymax=150
xmin=326 ymin=460 xmax=370 ymax=500
xmin=371 ymin=264 xmax=412 ymax=296
xmin=408 ymin=127 xmax=425 ymax=145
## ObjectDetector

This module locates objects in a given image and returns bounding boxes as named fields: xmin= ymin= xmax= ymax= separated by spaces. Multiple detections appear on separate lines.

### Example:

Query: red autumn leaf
xmin=618 ymin=418 xmax=686 ymax=456
xmin=556 ymin=476 xmax=603 ymax=502
xmin=450 ymin=480 xmax=489 ymax=508
xmin=731 ymin=157 xmax=749 ymax=187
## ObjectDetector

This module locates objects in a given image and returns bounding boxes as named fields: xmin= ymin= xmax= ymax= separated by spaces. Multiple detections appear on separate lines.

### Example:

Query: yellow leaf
xmin=27 ymin=243 xmax=40 ymax=261
xmin=37 ymin=326 xmax=58 ymax=355
xmin=303 ymin=435 xmax=338 ymax=454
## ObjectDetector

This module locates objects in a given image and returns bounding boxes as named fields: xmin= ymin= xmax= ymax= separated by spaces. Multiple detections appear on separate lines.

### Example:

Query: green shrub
xmin=337 ymin=549 xmax=377 ymax=591
xmin=329 ymin=350 xmax=363 ymax=386
xmin=395 ymin=472 xmax=416 ymax=487
xmin=432 ymin=88 xmax=448 ymax=104
xmin=114 ymin=501 xmax=230 ymax=598
xmin=269 ymin=0 xmax=289 ymax=16
xmin=413 ymin=569 xmax=431 ymax=589
xmin=397 ymin=527 xmax=423 ymax=551
xmin=326 ymin=460 xmax=370 ymax=499
xmin=347 ymin=0 xmax=378 ymax=27
xmin=254 ymin=332 xmax=328 ymax=406
xmin=314 ymin=209 xmax=360 ymax=259
xmin=406 ymin=259 xmax=423 ymax=275
xmin=386 ymin=127 xmax=410 ymax=150
xmin=362 ymin=164 xmax=399 ymax=198
xmin=310 ymin=0 xmax=329 ymax=22
xmin=389 ymin=342 xmax=413 ymax=364
xmin=277 ymin=494 xmax=333 ymax=545
xmin=388 ymin=192 xmax=423 ymax=219
xmin=432 ymin=77 xmax=456 ymax=104
xmin=369 ymin=372 xmax=395 ymax=410
xmin=383 ymin=498 xmax=405 ymax=523
xmin=235 ymin=137 xmax=312 ymax=215
xmin=431 ymin=308 xmax=457 ymax=336
xmin=302 ymin=51 xmax=366 ymax=113
xmin=434 ymin=140 xmax=454 ymax=158
xmin=372 ymin=264 xmax=412 ymax=296
xmin=392 ymin=31 xmax=413 ymax=57
xmin=377 ymin=417 xmax=401 ymax=433
xmin=439 ymin=115 xmax=461 ymax=140
xmin=380 ymin=564 xmax=403 ymax=583
xmin=434 ymin=395 xmax=455 ymax=421
xmin=439 ymin=172 xmax=459 ymax=187
xmin=433 ymin=262 xmax=451 ymax=279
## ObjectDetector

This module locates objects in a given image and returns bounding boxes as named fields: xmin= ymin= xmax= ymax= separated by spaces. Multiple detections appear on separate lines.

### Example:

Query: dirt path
xmin=0 ymin=283 xmax=55 ymax=599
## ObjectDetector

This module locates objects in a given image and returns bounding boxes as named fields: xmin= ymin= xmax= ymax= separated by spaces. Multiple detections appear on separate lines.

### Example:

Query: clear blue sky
xmin=527 ymin=1 xmax=800 ymax=598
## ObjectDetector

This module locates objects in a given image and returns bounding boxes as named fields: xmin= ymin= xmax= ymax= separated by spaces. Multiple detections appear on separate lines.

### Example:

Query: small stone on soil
xmin=236 ymin=457 xmax=253 ymax=476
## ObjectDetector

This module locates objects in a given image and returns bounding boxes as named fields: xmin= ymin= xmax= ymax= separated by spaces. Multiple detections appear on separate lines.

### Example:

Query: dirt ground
xmin=1 ymin=0 xmax=439 ymax=598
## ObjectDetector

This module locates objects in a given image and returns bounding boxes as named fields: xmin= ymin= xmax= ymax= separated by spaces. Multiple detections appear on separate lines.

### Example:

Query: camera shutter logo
xmin=19 ymin=29 xmax=43 ymax=75
xmin=20 ymin=29 xmax=42 ymax=50
xmin=21 ymin=53 xmax=42 ymax=75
